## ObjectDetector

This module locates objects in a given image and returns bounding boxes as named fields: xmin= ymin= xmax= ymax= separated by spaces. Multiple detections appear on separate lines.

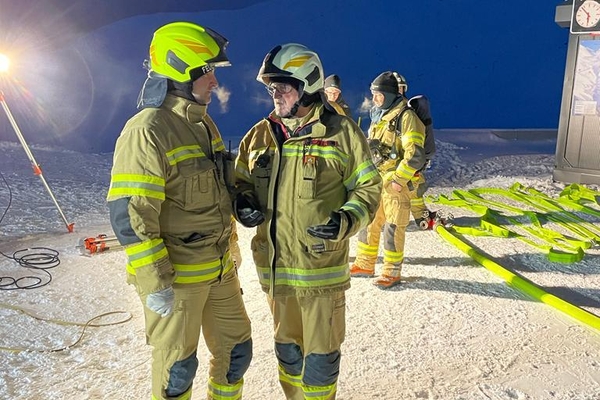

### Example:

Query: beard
xmin=274 ymin=101 xmax=294 ymax=118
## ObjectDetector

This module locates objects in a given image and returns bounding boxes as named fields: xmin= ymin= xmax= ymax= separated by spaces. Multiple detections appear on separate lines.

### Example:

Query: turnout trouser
xmin=410 ymin=173 xmax=428 ymax=221
xmin=268 ymin=292 xmax=346 ymax=400
xmin=355 ymin=178 xmax=421 ymax=277
xmin=133 ymin=268 xmax=252 ymax=400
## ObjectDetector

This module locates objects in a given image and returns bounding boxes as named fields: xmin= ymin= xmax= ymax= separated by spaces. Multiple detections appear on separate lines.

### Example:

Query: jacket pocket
xmin=251 ymin=166 xmax=271 ymax=208
xmin=177 ymin=158 xmax=218 ymax=209
xmin=299 ymin=155 xmax=317 ymax=199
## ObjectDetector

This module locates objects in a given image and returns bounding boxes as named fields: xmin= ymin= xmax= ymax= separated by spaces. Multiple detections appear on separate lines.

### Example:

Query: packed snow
xmin=1 ymin=130 xmax=600 ymax=400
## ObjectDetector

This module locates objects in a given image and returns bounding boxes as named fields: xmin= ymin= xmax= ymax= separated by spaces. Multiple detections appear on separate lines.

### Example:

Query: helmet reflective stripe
xmin=283 ymin=55 xmax=312 ymax=69
xmin=257 ymin=43 xmax=324 ymax=95
xmin=149 ymin=22 xmax=230 ymax=83
xmin=393 ymin=72 xmax=408 ymax=93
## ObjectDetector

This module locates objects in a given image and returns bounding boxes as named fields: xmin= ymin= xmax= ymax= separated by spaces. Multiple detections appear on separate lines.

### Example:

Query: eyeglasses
xmin=266 ymin=82 xmax=294 ymax=96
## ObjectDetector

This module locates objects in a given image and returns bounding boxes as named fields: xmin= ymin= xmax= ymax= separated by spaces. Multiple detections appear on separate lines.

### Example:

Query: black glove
xmin=307 ymin=210 xmax=352 ymax=240
xmin=234 ymin=193 xmax=265 ymax=228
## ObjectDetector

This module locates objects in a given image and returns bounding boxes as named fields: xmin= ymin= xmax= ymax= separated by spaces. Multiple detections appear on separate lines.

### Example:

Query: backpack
xmin=394 ymin=95 xmax=436 ymax=160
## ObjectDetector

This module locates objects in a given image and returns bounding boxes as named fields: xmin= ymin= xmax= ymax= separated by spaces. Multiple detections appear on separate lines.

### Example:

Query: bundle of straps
xmin=429 ymin=182 xmax=600 ymax=263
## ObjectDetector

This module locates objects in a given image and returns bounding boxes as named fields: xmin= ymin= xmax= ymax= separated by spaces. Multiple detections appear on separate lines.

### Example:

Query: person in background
xmin=106 ymin=21 xmax=252 ymax=400
xmin=393 ymin=72 xmax=440 ymax=230
xmin=234 ymin=43 xmax=381 ymax=399
xmin=350 ymin=71 xmax=427 ymax=289
xmin=324 ymin=74 xmax=353 ymax=118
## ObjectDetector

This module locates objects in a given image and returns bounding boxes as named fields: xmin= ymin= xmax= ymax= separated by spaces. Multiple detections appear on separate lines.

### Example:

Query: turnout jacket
xmin=235 ymin=103 xmax=382 ymax=297
xmin=107 ymin=94 xmax=235 ymax=294
xmin=369 ymin=98 xmax=427 ymax=184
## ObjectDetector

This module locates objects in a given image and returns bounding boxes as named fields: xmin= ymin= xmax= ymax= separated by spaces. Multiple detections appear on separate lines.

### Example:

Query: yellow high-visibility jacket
xmin=369 ymin=98 xmax=427 ymax=184
xmin=107 ymin=94 xmax=235 ymax=294
xmin=235 ymin=103 xmax=382 ymax=297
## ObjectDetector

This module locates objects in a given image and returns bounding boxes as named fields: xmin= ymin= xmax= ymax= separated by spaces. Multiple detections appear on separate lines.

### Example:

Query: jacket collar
xmin=381 ymin=97 xmax=408 ymax=122
xmin=162 ymin=94 xmax=208 ymax=123
xmin=269 ymin=103 xmax=329 ymax=138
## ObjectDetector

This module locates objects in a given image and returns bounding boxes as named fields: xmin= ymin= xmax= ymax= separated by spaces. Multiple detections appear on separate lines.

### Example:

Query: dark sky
xmin=0 ymin=0 xmax=569 ymax=153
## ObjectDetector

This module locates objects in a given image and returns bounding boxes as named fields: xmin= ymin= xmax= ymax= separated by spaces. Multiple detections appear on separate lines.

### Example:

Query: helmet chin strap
xmin=284 ymin=101 xmax=301 ymax=118
xmin=283 ymin=86 xmax=305 ymax=118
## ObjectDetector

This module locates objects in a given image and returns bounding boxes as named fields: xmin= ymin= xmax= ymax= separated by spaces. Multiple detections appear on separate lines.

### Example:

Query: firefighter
xmin=234 ymin=43 xmax=381 ymax=399
xmin=350 ymin=71 xmax=427 ymax=289
xmin=392 ymin=72 xmax=438 ymax=230
xmin=324 ymin=74 xmax=353 ymax=118
xmin=106 ymin=22 xmax=252 ymax=400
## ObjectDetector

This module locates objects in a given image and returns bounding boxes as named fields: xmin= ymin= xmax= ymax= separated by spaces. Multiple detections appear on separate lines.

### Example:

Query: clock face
xmin=576 ymin=0 xmax=600 ymax=28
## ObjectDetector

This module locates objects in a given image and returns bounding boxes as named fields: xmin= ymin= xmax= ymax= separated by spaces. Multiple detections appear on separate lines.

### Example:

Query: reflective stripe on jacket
xmin=236 ymin=103 xmax=382 ymax=297
xmin=107 ymin=94 xmax=234 ymax=294
xmin=368 ymin=98 xmax=427 ymax=184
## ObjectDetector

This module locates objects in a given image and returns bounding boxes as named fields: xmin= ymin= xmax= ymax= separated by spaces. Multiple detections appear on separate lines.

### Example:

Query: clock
xmin=572 ymin=0 xmax=600 ymax=33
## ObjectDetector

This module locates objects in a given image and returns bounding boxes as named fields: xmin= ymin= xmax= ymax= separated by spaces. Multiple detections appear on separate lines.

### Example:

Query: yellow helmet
xmin=149 ymin=22 xmax=230 ymax=83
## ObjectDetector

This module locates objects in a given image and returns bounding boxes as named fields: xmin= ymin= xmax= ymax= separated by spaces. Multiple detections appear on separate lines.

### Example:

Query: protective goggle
xmin=266 ymin=82 xmax=295 ymax=96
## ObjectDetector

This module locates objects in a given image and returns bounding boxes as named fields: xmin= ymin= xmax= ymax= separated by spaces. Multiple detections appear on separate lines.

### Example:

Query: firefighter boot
xmin=350 ymin=264 xmax=375 ymax=278
xmin=373 ymin=274 xmax=402 ymax=289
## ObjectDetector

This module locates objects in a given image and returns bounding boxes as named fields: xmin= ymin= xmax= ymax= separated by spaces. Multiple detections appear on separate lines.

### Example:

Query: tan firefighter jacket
xmin=107 ymin=94 xmax=235 ymax=294
xmin=235 ymin=102 xmax=382 ymax=297
xmin=368 ymin=98 xmax=427 ymax=184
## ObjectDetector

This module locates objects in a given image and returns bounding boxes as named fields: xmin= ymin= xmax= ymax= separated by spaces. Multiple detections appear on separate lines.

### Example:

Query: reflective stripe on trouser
xmin=135 ymin=268 xmax=252 ymax=400
xmin=355 ymin=179 xmax=417 ymax=277
xmin=269 ymin=293 xmax=346 ymax=400
xmin=410 ymin=173 xmax=428 ymax=220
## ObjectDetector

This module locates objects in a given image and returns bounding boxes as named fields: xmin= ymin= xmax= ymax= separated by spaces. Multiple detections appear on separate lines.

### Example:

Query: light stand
xmin=0 ymin=90 xmax=74 ymax=232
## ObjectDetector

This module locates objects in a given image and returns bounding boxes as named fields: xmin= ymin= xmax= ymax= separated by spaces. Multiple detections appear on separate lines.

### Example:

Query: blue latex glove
xmin=145 ymin=286 xmax=175 ymax=318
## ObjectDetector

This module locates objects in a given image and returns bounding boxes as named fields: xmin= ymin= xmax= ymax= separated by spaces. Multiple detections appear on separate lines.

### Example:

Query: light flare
xmin=0 ymin=53 xmax=10 ymax=73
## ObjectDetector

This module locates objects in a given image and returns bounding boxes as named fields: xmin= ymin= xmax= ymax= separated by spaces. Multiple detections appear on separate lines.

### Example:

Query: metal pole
xmin=0 ymin=90 xmax=74 ymax=232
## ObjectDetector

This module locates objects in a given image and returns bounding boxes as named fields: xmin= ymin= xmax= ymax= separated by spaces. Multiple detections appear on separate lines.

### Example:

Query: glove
xmin=234 ymin=193 xmax=265 ymax=228
xmin=145 ymin=286 xmax=175 ymax=318
xmin=307 ymin=210 xmax=352 ymax=240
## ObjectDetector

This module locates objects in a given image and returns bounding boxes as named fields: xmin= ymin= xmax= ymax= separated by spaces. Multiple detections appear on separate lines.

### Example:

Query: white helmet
xmin=393 ymin=72 xmax=408 ymax=94
xmin=256 ymin=43 xmax=324 ymax=95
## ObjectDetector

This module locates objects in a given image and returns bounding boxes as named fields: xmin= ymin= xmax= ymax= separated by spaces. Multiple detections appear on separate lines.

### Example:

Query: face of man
xmin=371 ymin=91 xmax=385 ymax=108
xmin=192 ymin=70 xmax=218 ymax=105
xmin=324 ymin=87 xmax=341 ymax=102
xmin=268 ymin=82 xmax=300 ymax=118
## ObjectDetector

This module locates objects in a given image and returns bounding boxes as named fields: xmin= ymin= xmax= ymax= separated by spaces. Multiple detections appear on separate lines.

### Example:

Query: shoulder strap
xmin=389 ymin=106 xmax=412 ymax=135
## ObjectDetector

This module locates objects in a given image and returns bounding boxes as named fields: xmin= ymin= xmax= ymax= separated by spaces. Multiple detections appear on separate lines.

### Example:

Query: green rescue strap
xmin=560 ymin=183 xmax=600 ymax=205
xmin=435 ymin=225 xmax=600 ymax=332
xmin=431 ymin=190 xmax=586 ymax=262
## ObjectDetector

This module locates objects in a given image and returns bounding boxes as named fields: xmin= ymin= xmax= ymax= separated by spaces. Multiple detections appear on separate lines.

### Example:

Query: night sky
xmin=0 ymin=0 xmax=569 ymax=153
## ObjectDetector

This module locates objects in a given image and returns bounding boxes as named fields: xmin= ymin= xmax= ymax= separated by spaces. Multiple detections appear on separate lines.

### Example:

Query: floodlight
xmin=0 ymin=56 xmax=74 ymax=232
xmin=0 ymin=53 xmax=9 ymax=73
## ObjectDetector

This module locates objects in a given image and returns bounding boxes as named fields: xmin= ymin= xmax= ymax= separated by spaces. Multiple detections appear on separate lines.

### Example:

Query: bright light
xmin=0 ymin=53 xmax=9 ymax=73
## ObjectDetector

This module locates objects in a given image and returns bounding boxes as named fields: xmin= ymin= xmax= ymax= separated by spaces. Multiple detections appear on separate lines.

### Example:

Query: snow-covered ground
xmin=1 ymin=131 xmax=600 ymax=400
